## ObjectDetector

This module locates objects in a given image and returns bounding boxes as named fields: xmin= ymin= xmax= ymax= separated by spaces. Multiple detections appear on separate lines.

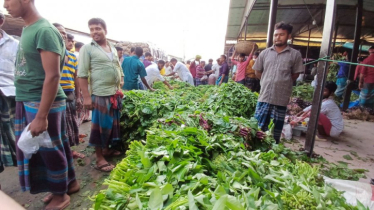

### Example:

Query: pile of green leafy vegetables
xmin=292 ymin=83 xmax=315 ymax=102
xmin=120 ymin=80 xmax=258 ymax=148
xmin=90 ymin=80 xmax=368 ymax=209
xmin=91 ymin=126 xmax=366 ymax=209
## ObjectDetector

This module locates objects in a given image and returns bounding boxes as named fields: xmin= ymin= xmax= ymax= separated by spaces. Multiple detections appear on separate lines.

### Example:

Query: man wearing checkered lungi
xmin=252 ymin=22 xmax=304 ymax=143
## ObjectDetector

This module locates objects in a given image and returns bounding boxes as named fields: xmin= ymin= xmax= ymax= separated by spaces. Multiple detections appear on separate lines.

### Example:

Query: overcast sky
xmin=1 ymin=0 xmax=230 ymax=61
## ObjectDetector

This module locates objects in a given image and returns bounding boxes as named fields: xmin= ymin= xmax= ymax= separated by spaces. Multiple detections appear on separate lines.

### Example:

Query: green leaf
xmin=149 ymin=187 xmax=163 ymax=209
xmin=94 ymin=193 xmax=105 ymax=210
xmin=188 ymin=191 xmax=198 ymax=210
xmin=136 ymin=193 xmax=143 ymax=209
xmin=161 ymin=184 xmax=174 ymax=195
xmin=212 ymin=195 xmax=227 ymax=210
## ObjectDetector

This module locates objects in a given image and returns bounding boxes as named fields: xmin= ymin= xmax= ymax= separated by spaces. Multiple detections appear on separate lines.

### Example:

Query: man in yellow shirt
xmin=245 ymin=51 xmax=260 ymax=92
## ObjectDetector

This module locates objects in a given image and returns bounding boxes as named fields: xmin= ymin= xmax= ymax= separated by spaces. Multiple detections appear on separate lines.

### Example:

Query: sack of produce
xmin=235 ymin=41 xmax=258 ymax=55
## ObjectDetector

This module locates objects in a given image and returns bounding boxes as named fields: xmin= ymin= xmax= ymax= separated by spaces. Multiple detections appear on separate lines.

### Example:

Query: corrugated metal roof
xmin=225 ymin=0 xmax=374 ymax=49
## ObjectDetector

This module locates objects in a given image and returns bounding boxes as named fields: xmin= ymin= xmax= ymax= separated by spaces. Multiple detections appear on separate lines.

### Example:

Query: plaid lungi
xmin=0 ymin=93 xmax=17 ymax=172
xmin=77 ymin=91 xmax=90 ymax=127
xmin=65 ymin=91 xmax=79 ymax=146
xmin=15 ymin=100 xmax=76 ymax=194
xmin=89 ymin=95 xmax=121 ymax=148
xmin=360 ymin=83 xmax=374 ymax=108
xmin=245 ymin=78 xmax=260 ymax=92
xmin=195 ymin=78 xmax=206 ymax=86
xmin=254 ymin=102 xmax=287 ymax=144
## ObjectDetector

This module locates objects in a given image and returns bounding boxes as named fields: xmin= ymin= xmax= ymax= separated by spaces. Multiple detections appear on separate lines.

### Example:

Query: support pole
xmin=342 ymin=0 xmax=363 ymax=110
xmin=304 ymin=29 xmax=312 ymax=80
xmin=304 ymin=0 xmax=337 ymax=156
xmin=266 ymin=0 xmax=278 ymax=48
xmin=244 ymin=16 xmax=248 ymax=41
xmin=332 ymin=22 xmax=339 ymax=53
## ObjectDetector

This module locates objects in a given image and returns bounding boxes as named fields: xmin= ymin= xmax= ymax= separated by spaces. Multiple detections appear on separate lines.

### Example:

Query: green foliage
xmin=292 ymin=83 xmax=315 ymax=102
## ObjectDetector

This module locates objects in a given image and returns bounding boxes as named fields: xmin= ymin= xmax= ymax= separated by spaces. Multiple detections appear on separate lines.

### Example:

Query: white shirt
xmin=74 ymin=51 xmax=80 ymax=58
xmin=0 ymin=30 xmax=19 ymax=96
xmin=173 ymin=62 xmax=194 ymax=85
xmin=212 ymin=63 xmax=221 ymax=77
xmin=144 ymin=64 xmax=165 ymax=88
xmin=304 ymin=98 xmax=344 ymax=137
xmin=165 ymin=66 xmax=173 ymax=75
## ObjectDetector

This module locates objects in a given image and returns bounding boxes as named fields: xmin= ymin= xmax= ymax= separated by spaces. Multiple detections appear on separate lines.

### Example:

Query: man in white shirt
xmin=207 ymin=58 xmax=221 ymax=85
xmin=144 ymin=60 xmax=173 ymax=90
xmin=165 ymin=61 xmax=173 ymax=75
xmin=0 ymin=12 xmax=18 ymax=172
xmin=291 ymin=82 xmax=344 ymax=139
xmin=167 ymin=58 xmax=194 ymax=86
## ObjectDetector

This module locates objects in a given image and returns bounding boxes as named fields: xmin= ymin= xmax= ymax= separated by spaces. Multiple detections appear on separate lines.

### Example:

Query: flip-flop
xmin=78 ymin=134 xmax=88 ymax=138
xmin=94 ymin=163 xmax=114 ymax=172
xmin=79 ymin=138 xmax=85 ymax=143
xmin=44 ymin=195 xmax=70 ymax=210
xmin=72 ymin=152 xmax=85 ymax=159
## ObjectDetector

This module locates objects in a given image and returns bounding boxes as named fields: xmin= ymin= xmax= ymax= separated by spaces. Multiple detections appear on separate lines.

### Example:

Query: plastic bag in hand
xmin=17 ymin=124 xmax=53 ymax=159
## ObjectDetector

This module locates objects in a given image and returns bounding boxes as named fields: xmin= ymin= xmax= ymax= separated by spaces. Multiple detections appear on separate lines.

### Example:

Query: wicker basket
xmin=235 ymin=41 xmax=258 ymax=55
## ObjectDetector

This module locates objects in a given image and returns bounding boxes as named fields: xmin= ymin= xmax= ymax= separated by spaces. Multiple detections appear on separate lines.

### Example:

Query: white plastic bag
xmin=201 ymin=75 xmax=208 ymax=81
xmin=281 ymin=124 xmax=292 ymax=140
xmin=324 ymin=176 xmax=374 ymax=209
xmin=17 ymin=124 xmax=53 ymax=159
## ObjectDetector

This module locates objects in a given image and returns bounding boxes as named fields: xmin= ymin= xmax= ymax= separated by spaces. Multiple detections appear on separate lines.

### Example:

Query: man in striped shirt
xmin=54 ymin=23 xmax=84 ymax=159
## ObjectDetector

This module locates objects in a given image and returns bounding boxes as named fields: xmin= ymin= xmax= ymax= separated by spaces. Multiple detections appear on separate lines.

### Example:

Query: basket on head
xmin=235 ymin=41 xmax=258 ymax=55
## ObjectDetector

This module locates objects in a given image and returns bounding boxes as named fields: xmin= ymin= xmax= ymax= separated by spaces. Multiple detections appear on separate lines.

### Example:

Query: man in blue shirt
xmin=335 ymin=51 xmax=350 ymax=99
xmin=122 ymin=47 xmax=154 ymax=91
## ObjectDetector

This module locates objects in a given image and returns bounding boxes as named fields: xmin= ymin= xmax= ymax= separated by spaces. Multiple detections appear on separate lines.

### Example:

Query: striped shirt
xmin=60 ymin=50 xmax=78 ymax=91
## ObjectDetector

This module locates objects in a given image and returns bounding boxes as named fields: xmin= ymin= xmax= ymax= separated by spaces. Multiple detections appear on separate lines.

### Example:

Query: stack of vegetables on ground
xmin=90 ymin=80 xmax=367 ymax=209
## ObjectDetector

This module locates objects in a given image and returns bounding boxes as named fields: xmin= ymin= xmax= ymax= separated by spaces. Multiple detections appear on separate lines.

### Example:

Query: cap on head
xmin=195 ymin=55 xmax=202 ymax=60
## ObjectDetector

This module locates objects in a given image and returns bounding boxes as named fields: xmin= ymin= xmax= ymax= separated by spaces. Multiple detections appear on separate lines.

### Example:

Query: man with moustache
xmin=253 ymin=22 xmax=304 ymax=144
xmin=78 ymin=18 xmax=124 ymax=173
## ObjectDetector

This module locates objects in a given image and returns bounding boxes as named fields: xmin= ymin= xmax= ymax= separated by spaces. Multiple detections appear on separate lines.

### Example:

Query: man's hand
xmin=29 ymin=117 xmax=48 ymax=137
xmin=83 ymin=97 xmax=93 ymax=110
xmin=169 ymin=86 xmax=174 ymax=90
xmin=359 ymin=83 xmax=363 ymax=90
xmin=149 ymin=88 xmax=156 ymax=92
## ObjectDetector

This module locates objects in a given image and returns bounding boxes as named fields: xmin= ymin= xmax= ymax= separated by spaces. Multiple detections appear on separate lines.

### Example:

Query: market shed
xmin=225 ymin=0 xmax=374 ymax=52
xmin=225 ymin=0 xmax=374 ymax=155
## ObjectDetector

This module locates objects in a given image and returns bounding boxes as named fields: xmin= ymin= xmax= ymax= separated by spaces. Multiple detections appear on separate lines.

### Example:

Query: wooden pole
xmin=304 ymin=0 xmax=337 ymax=156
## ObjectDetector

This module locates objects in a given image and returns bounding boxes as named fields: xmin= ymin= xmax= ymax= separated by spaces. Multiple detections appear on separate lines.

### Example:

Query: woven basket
xmin=235 ymin=41 xmax=258 ymax=55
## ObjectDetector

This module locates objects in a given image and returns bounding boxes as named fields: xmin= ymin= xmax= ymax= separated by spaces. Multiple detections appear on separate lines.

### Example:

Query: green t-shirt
xmin=15 ymin=18 xmax=66 ymax=102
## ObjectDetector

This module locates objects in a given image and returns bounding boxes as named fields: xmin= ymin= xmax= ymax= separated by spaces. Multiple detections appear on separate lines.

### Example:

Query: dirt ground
xmin=0 ymin=121 xmax=124 ymax=210
xmin=0 ymin=119 xmax=373 ymax=209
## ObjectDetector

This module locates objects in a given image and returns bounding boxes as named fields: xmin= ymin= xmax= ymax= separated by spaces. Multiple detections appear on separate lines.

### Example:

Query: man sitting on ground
xmin=291 ymin=82 xmax=344 ymax=140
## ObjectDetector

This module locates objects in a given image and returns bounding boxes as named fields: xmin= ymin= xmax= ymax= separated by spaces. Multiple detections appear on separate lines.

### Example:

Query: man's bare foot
xmin=315 ymin=135 xmax=327 ymax=141
xmin=43 ymin=181 xmax=80 ymax=204
xmin=94 ymin=159 xmax=114 ymax=172
xmin=72 ymin=151 xmax=85 ymax=159
xmin=44 ymin=194 xmax=70 ymax=210
xmin=67 ymin=180 xmax=80 ymax=195
xmin=102 ymin=149 xmax=121 ymax=157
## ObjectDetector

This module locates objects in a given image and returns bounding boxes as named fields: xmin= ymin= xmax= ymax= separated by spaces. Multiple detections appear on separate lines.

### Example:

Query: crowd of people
xmin=1 ymin=0 xmax=368 ymax=209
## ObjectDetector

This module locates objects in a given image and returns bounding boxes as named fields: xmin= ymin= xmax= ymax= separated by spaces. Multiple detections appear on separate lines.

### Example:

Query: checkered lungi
xmin=254 ymin=102 xmax=287 ymax=144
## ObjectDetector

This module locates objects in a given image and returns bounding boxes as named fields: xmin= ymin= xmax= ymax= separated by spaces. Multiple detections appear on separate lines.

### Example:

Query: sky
xmin=1 ymin=0 xmax=230 ymax=61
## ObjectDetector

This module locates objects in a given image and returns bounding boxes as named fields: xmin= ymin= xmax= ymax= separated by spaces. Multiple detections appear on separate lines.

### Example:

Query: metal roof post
xmin=342 ymin=0 xmax=363 ymax=110
xmin=304 ymin=0 xmax=337 ymax=156
xmin=266 ymin=0 xmax=278 ymax=48
xmin=244 ymin=16 xmax=248 ymax=41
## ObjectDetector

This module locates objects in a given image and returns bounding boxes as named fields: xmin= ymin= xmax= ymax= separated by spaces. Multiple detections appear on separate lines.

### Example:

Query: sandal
xmin=103 ymin=150 xmax=122 ymax=157
xmin=44 ymin=195 xmax=70 ymax=210
xmin=79 ymin=138 xmax=85 ymax=143
xmin=72 ymin=152 xmax=85 ymax=159
xmin=94 ymin=163 xmax=114 ymax=172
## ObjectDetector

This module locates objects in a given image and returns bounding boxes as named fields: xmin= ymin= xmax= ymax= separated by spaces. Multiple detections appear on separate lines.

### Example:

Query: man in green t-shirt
xmin=4 ymin=0 xmax=78 ymax=209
